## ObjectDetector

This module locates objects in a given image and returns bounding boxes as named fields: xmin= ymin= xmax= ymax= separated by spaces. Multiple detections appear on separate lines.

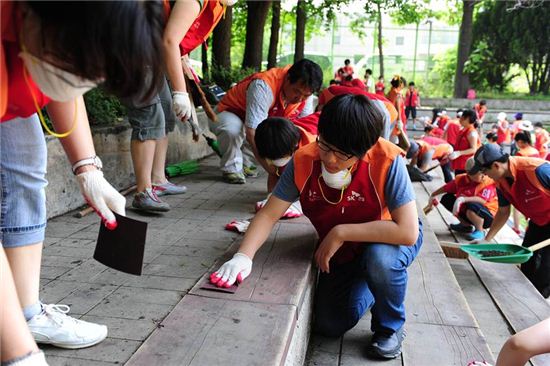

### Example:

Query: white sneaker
xmin=27 ymin=304 xmax=108 ymax=349
xmin=282 ymin=201 xmax=302 ymax=219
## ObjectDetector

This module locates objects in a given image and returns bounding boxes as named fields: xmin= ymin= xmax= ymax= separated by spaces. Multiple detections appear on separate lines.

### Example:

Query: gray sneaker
xmin=132 ymin=188 xmax=170 ymax=212
xmin=223 ymin=172 xmax=246 ymax=184
xmin=368 ymin=326 xmax=406 ymax=359
xmin=153 ymin=181 xmax=187 ymax=196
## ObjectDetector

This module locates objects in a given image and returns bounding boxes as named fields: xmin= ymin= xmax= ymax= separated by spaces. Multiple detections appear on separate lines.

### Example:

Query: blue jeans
xmin=0 ymin=114 xmax=48 ymax=247
xmin=314 ymin=221 xmax=423 ymax=337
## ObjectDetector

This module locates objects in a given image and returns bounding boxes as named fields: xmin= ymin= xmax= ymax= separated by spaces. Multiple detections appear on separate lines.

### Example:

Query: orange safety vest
xmin=496 ymin=157 xmax=550 ymax=226
xmin=535 ymin=129 xmax=549 ymax=158
xmin=163 ymin=0 xmax=226 ymax=55
xmin=317 ymin=85 xmax=398 ymax=123
xmin=217 ymin=66 xmax=306 ymax=120
xmin=417 ymin=140 xmax=452 ymax=161
xmin=517 ymin=146 xmax=541 ymax=158
xmin=293 ymin=138 xmax=404 ymax=264
xmin=1 ymin=1 xmax=50 ymax=121
xmin=453 ymin=174 xmax=498 ymax=216
xmin=296 ymin=125 xmax=316 ymax=147
xmin=452 ymin=125 xmax=480 ymax=171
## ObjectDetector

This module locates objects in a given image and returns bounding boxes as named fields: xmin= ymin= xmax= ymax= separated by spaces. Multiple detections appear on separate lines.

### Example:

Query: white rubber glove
xmin=76 ymin=170 xmax=126 ymax=229
xmin=449 ymin=151 xmax=461 ymax=160
xmin=172 ymin=91 xmax=192 ymax=121
xmin=210 ymin=253 xmax=252 ymax=288
xmin=452 ymin=196 xmax=466 ymax=216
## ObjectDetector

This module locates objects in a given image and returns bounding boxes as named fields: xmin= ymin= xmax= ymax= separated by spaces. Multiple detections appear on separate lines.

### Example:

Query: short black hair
xmin=409 ymin=81 xmax=415 ymax=86
xmin=461 ymin=109 xmax=478 ymax=127
xmin=344 ymin=59 xmax=351 ymax=65
xmin=486 ymin=132 xmax=497 ymax=142
xmin=390 ymin=75 xmax=406 ymax=88
xmin=318 ymin=94 xmax=384 ymax=158
xmin=514 ymin=131 xmax=532 ymax=145
xmin=329 ymin=79 xmax=338 ymax=85
xmin=27 ymin=2 xmax=166 ymax=102
xmin=365 ymin=69 xmax=373 ymax=75
xmin=255 ymin=118 xmax=301 ymax=160
xmin=424 ymin=125 xmax=434 ymax=133
xmin=345 ymin=74 xmax=353 ymax=82
xmin=534 ymin=122 xmax=544 ymax=128
xmin=287 ymin=59 xmax=323 ymax=93
xmin=479 ymin=100 xmax=487 ymax=105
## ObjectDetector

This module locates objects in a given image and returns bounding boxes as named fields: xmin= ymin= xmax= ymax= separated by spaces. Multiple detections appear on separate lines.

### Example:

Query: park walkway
xmin=40 ymin=155 xmax=265 ymax=365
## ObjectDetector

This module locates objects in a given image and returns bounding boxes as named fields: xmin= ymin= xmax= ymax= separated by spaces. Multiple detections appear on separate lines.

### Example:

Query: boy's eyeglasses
xmin=316 ymin=137 xmax=355 ymax=161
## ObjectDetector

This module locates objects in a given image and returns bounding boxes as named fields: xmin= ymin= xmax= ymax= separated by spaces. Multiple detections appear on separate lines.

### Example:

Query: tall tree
xmin=376 ymin=2 xmax=384 ymax=78
xmin=212 ymin=5 xmax=233 ymax=70
xmin=242 ymin=1 xmax=272 ymax=70
xmin=268 ymin=1 xmax=281 ymax=69
xmin=294 ymin=0 xmax=307 ymax=62
xmin=453 ymin=0 xmax=477 ymax=98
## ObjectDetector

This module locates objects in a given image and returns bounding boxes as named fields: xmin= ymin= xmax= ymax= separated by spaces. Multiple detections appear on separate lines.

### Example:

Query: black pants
xmin=521 ymin=220 xmax=550 ymax=298
xmin=440 ymin=193 xmax=493 ymax=228
xmin=441 ymin=162 xmax=453 ymax=183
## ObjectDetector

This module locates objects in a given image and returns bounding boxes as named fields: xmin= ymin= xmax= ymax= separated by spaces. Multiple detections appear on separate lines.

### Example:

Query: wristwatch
xmin=72 ymin=156 xmax=103 ymax=175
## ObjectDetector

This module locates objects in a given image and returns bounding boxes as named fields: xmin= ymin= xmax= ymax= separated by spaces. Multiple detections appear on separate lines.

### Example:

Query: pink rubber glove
xmin=210 ymin=253 xmax=252 ymax=288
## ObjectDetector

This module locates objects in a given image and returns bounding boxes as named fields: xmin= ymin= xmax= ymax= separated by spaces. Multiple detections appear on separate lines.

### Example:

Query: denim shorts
xmin=125 ymin=77 xmax=176 ymax=141
xmin=0 ymin=114 xmax=47 ymax=247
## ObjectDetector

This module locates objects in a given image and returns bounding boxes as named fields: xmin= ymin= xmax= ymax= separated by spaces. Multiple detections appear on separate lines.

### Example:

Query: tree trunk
xmin=242 ymin=1 xmax=272 ymax=71
xmin=294 ymin=0 xmax=306 ymax=62
xmin=201 ymin=42 xmax=209 ymax=83
xmin=454 ymin=0 xmax=476 ymax=98
xmin=377 ymin=2 xmax=384 ymax=78
xmin=212 ymin=5 xmax=232 ymax=70
xmin=267 ymin=1 xmax=281 ymax=69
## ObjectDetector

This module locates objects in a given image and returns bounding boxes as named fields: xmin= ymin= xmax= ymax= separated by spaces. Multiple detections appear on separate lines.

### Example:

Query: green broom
xmin=165 ymin=160 xmax=199 ymax=178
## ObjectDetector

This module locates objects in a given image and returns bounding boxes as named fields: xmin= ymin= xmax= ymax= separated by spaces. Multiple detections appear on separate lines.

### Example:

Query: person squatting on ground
xmin=472 ymin=144 xmax=550 ymax=298
xmin=0 ymin=0 xmax=165 ymax=356
xmin=211 ymin=58 xmax=322 ymax=184
xmin=253 ymin=116 xmax=316 ymax=218
xmin=210 ymin=94 xmax=423 ymax=360
xmin=426 ymin=158 xmax=498 ymax=241
xmin=125 ymin=0 xmax=234 ymax=212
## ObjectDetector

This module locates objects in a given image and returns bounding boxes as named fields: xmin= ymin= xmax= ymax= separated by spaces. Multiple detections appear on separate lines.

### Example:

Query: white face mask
xmin=19 ymin=51 xmax=98 ymax=102
xmin=271 ymin=156 xmax=292 ymax=167
xmin=321 ymin=162 xmax=352 ymax=190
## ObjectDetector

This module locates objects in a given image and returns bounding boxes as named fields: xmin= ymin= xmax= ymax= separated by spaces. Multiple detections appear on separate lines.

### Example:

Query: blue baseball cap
xmin=471 ymin=144 xmax=507 ymax=173
xmin=406 ymin=140 xmax=419 ymax=159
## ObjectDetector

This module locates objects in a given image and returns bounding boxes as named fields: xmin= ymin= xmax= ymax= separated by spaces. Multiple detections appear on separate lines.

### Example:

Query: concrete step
xmin=127 ymin=217 xmax=319 ymax=366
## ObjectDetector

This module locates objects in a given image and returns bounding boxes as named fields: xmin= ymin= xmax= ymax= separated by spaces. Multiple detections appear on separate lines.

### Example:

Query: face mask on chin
xmin=19 ymin=51 xmax=98 ymax=102
xmin=321 ymin=162 xmax=352 ymax=190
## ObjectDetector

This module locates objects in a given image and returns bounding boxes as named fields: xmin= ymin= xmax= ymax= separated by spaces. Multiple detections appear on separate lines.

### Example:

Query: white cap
xmin=497 ymin=112 xmax=507 ymax=121
xmin=518 ymin=120 xmax=534 ymax=131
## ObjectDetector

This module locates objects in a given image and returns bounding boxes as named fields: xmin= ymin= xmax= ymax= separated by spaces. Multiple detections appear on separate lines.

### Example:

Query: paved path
xmin=41 ymin=156 xmax=267 ymax=365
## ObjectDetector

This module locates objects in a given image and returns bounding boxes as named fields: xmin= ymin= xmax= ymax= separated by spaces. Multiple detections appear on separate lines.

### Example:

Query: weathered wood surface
xmin=126 ymin=295 xmax=296 ymax=366
xmin=469 ymin=258 xmax=550 ymax=366
xmin=189 ymin=221 xmax=317 ymax=308
xmin=128 ymin=219 xmax=318 ymax=366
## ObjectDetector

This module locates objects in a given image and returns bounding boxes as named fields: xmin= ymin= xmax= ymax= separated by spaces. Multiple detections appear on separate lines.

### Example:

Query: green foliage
xmin=472 ymin=0 xmax=550 ymax=94
xmin=211 ymin=66 xmax=256 ymax=90
xmin=429 ymin=46 xmax=457 ymax=97
xmin=83 ymin=88 xmax=126 ymax=126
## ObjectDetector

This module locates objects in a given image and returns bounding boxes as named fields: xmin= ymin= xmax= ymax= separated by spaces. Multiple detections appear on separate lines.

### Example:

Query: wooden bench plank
xmin=189 ymin=221 xmax=317 ymax=309
xmin=403 ymin=323 xmax=494 ymax=365
xmin=126 ymin=295 xmax=296 ymax=366
xmin=469 ymin=258 xmax=550 ymax=366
